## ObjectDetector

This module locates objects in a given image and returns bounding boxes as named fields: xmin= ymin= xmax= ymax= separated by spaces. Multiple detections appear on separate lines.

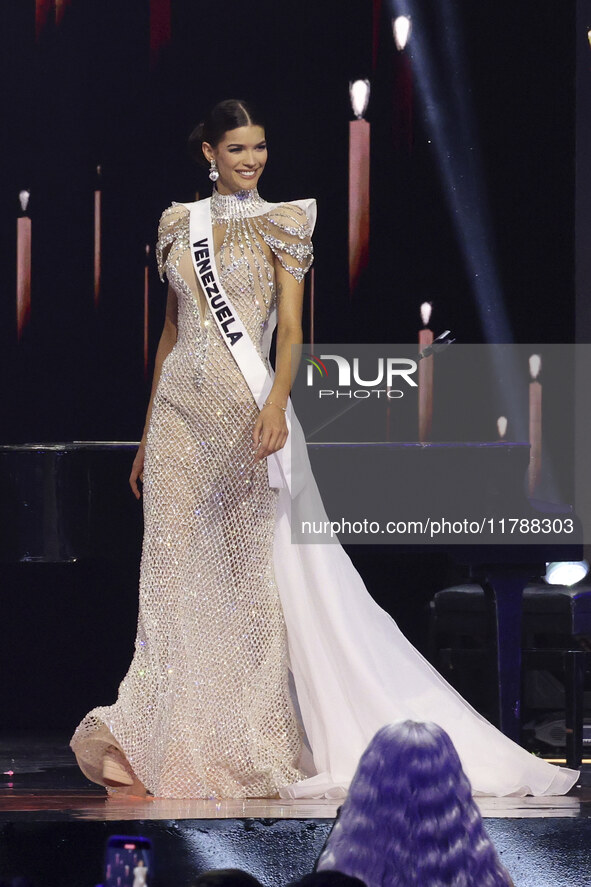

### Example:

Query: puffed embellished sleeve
xmin=155 ymin=202 xmax=189 ymax=282
xmin=256 ymin=202 xmax=315 ymax=283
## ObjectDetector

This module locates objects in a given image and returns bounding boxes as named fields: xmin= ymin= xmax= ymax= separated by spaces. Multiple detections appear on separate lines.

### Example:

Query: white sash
xmin=183 ymin=197 xmax=292 ymax=491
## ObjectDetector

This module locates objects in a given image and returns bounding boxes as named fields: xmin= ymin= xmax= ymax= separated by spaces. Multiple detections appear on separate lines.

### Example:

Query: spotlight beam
xmin=389 ymin=0 xmax=529 ymax=442
xmin=389 ymin=0 xmax=512 ymax=345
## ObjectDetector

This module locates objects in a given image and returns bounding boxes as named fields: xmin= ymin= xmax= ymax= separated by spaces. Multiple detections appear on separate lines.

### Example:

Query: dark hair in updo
xmin=188 ymin=99 xmax=265 ymax=168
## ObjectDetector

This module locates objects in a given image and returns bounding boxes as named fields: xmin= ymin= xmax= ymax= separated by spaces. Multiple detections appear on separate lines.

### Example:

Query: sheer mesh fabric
xmin=70 ymin=190 xmax=314 ymax=798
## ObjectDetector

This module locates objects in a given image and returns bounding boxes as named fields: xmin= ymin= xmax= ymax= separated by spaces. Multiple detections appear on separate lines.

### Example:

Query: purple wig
xmin=316 ymin=721 xmax=513 ymax=887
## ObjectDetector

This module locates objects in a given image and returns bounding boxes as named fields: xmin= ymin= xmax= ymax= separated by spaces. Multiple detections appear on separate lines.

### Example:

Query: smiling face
xmin=202 ymin=124 xmax=267 ymax=195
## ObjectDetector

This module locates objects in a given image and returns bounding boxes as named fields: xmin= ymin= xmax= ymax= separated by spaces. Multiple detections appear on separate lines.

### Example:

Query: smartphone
xmin=104 ymin=834 xmax=153 ymax=887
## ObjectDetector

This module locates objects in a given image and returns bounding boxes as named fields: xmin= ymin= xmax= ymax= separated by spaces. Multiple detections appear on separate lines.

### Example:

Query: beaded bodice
xmin=158 ymin=188 xmax=312 ymax=320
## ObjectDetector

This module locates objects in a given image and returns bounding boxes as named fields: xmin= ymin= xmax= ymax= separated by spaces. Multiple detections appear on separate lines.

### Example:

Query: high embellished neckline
xmin=210 ymin=186 xmax=268 ymax=221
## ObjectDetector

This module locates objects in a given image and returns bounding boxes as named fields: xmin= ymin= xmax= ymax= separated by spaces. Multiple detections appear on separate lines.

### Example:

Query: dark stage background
xmin=0 ymin=0 xmax=586 ymax=731
xmin=1 ymin=0 xmax=578 ymax=442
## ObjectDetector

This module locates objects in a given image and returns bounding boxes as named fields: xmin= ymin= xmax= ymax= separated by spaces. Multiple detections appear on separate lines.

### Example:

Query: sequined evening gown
xmin=71 ymin=187 xmax=578 ymax=800
xmin=70 ymin=188 xmax=314 ymax=798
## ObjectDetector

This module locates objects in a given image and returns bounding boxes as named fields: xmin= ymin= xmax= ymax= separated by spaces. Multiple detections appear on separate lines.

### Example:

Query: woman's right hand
xmin=129 ymin=442 xmax=146 ymax=500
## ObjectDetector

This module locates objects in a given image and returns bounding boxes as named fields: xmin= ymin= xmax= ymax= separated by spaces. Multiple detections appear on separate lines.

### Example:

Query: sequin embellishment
xmin=70 ymin=189 xmax=314 ymax=799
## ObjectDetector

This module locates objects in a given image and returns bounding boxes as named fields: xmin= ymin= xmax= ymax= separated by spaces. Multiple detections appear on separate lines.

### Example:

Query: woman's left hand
xmin=253 ymin=404 xmax=288 ymax=461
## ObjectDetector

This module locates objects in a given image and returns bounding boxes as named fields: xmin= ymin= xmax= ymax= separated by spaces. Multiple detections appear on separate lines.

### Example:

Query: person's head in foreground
xmin=316 ymin=720 xmax=514 ymax=887
xmin=192 ymin=869 xmax=264 ymax=887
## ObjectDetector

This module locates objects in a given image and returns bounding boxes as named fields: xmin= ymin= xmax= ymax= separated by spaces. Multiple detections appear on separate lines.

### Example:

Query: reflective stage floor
xmin=1 ymin=733 xmax=591 ymax=886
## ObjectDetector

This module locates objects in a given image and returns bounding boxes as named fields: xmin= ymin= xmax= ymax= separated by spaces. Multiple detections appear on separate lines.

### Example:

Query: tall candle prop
xmin=349 ymin=80 xmax=370 ymax=297
xmin=418 ymin=302 xmax=433 ymax=442
xmin=94 ymin=165 xmax=102 ymax=308
xmin=36 ymin=0 xmax=52 ymax=40
xmin=386 ymin=383 xmax=392 ymax=442
xmin=144 ymin=245 xmax=150 ymax=378
xmin=16 ymin=190 xmax=32 ymax=341
xmin=497 ymin=416 xmax=508 ymax=440
xmin=150 ymin=0 xmax=172 ymax=67
xmin=528 ymin=354 xmax=542 ymax=496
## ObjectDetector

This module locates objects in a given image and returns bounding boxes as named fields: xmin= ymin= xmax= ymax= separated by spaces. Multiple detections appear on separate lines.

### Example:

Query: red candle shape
xmin=144 ymin=245 xmax=150 ymax=378
xmin=36 ymin=0 xmax=52 ymax=40
xmin=94 ymin=166 xmax=101 ymax=308
xmin=528 ymin=354 xmax=542 ymax=497
xmin=349 ymin=80 xmax=371 ymax=297
xmin=386 ymin=382 xmax=392 ymax=442
xmin=150 ymin=0 xmax=172 ymax=67
xmin=16 ymin=191 xmax=32 ymax=341
xmin=418 ymin=302 xmax=433 ymax=442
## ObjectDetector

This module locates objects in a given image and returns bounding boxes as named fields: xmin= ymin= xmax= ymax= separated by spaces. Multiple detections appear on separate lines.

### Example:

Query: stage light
xmin=545 ymin=560 xmax=589 ymax=586
xmin=349 ymin=80 xmax=370 ymax=120
xmin=393 ymin=15 xmax=412 ymax=51
xmin=19 ymin=190 xmax=30 ymax=213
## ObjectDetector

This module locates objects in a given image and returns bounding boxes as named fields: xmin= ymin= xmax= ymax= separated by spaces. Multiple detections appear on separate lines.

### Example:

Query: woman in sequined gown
xmin=71 ymin=100 xmax=312 ymax=798
xmin=71 ymin=100 xmax=578 ymax=800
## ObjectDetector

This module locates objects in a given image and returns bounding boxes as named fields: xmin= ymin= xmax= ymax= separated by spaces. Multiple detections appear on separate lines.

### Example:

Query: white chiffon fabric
xmin=274 ymin=413 xmax=579 ymax=798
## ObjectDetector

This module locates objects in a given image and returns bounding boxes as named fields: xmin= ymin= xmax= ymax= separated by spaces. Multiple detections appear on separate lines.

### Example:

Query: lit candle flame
xmin=529 ymin=354 xmax=542 ymax=380
xmin=393 ymin=15 xmax=412 ymax=51
xmin=420 ymin=302 xmax=432 ymax=326
xmin=497 ymin=416 xmax=507 ymax=439
xmin=19 ymin=190 xmax=30 ymax=213
xmin=349 ymin=80 xmax=371 ymax=120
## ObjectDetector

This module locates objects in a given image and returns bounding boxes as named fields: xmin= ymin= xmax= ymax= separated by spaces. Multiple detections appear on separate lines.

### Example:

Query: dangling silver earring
xmin=208 ymin=159 xmax=219 ymax=182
